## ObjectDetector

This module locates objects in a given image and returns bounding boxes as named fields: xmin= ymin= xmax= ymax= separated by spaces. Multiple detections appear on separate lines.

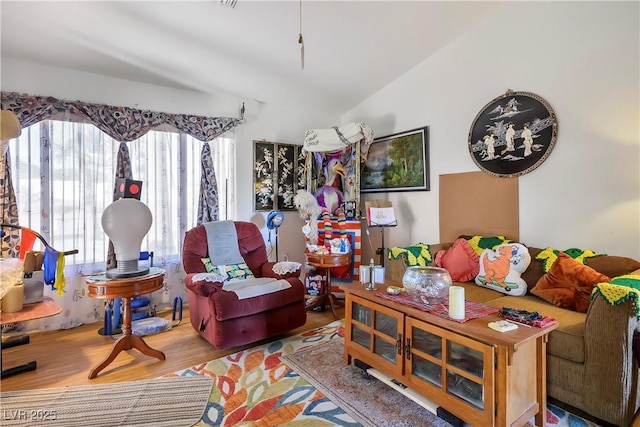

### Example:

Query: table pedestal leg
xmin=324 ymin=268 xmax=341 ymax=320
xmin=89 ymin=297 xmax=165 ymax=379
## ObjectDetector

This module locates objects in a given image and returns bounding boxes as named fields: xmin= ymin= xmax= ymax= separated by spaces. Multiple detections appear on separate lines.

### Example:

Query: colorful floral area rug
xmin=163 ymin=320 xmax=601 ymax=426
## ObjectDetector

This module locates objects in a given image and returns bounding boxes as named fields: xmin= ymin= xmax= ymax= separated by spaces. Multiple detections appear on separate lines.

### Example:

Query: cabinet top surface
xmin=340 ymin=283 xmax=557 ymax=348
xmin=85 ymin=268 xmax=165 ymax=299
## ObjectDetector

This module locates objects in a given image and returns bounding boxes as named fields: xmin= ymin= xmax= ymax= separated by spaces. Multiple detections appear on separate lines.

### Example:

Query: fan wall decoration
xmin=468 ymin=90 xmax=558 ymax=177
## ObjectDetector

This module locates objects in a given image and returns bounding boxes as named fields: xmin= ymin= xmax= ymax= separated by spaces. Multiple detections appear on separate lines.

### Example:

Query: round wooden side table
xmin=86 ymin=267 xmax=165 ymax=379
xmin=304 ymin=251 xmax=351 ymax=320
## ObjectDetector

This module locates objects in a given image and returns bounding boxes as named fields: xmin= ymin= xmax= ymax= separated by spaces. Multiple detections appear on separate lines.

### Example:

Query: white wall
xmin=234 ymin=105 xmax=338 ymax=265
xmin=1 ymin=58 xmax=339 ymax=266
xmin=344 ymin=1 xmax=640 ymax=260
xmin=3 ymin=1 xmax=639 ymax=264
xmin=1 ymin=58 xmax=241 ymax=117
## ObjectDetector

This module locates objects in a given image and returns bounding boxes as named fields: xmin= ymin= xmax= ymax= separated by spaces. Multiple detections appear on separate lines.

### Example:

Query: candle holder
xmin=365 ymin=265 xmax=377 ymax=291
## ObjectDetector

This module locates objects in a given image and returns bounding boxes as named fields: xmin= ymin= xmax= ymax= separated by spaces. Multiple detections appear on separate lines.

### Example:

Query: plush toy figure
xmin=321 ymin=208 xmax=332 ymax=249
xmin=314 ymin=155 xmax=345 ymax=215
xmin=293 ymin=189 xmax=322 ymax=244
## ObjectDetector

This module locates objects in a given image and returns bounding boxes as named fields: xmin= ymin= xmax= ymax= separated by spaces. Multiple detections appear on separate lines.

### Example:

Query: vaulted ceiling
xmin=1 ymin=1 xmax=505 ymax=113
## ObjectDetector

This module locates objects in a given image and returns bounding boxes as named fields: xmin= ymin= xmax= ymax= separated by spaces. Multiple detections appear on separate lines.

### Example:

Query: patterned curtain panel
xmin=168 ymin=114 xmax=241 ymax=142
xmin=1 ymin=94 xmax=69 ymax=128
xmin=106 ymin=142 xmax=133 ymax=269
xmin=1 ymin=92 xmax=242 ymax=142
xmin=0 ymin=148 xmax=19 ymax=258
xmin=77 ymin=104 xmax=166 ymax=142
xmin=197 ymin=143 xmax=219 ymax=224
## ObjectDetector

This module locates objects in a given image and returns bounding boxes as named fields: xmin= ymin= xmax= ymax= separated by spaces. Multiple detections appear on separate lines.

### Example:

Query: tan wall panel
xmin=439 ymin=171 xmax=519 ymax=242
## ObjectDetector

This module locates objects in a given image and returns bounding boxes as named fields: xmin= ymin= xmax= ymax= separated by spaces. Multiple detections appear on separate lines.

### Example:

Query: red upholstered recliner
xmin=182 ymin=221 xmax=307 ymax=349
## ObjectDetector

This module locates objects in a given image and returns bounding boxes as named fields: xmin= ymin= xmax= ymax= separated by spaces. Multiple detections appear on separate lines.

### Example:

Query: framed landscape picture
xmin=468 ymin=90 xmax=558 ymax=177
xmin=361 ymin=126 xmax=429 ymax=193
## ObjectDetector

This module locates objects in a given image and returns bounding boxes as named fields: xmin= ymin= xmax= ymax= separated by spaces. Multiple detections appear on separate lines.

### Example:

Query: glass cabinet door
xmin=351 ymin=324 xmax=370 ymax=350
xmin=350 ymin=301 xmax=372 ymax=351
xmin=446 ymin=341 xmax=485 ymax=409
xmin=353 ymin=301 xmax=371 ymax=326
xmin=408 ymin=326 xmax=443 ymax=388
xmin=405 ymin=317 xmax=494 ymax=425
xmin=373 ymin=310 xmax=398 ymax=363
xmin=347 ymin=295 xmax=403 ymax=376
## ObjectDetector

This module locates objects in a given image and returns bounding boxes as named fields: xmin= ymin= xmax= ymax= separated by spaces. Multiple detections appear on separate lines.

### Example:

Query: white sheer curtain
xmin=8 ymin=121 xmax=236 ymax=331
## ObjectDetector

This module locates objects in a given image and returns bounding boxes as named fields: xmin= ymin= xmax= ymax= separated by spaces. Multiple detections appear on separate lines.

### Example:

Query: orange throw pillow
xmin=531 ymin=252 xmax=610 ymax=312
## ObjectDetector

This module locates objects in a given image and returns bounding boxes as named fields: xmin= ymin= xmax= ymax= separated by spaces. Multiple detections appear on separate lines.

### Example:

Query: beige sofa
xmin=388 ymin=243 xmax=640 ymax=427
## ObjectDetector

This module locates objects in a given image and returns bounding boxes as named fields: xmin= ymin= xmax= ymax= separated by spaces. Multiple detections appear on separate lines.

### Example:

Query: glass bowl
xmin=402 ymin=266 xmax=452 ymax=305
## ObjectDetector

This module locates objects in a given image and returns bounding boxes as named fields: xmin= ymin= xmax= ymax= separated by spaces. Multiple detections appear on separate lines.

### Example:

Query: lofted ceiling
xmin=1 ymin=1 xmax=505 ymax=114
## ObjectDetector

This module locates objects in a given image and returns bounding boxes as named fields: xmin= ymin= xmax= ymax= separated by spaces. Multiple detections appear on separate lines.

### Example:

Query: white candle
xmin=448 ymin=286 xmax=465 ymax=320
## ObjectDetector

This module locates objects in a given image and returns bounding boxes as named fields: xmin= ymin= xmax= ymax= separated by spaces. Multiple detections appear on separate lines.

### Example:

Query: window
xmin=9 ymin=120 xmax=235 ymax=272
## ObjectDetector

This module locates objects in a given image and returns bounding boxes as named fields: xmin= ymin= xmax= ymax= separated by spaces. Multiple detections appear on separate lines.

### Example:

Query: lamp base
xmin=105 ymin=267 xmax=150 ymax=279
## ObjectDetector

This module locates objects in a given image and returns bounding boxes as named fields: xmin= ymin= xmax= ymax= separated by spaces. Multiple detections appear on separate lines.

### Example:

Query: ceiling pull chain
xmin=298 ymin=0 xmax=304 ymax=70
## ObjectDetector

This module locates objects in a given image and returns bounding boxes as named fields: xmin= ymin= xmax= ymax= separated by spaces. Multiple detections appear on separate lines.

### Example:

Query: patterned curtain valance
xmin=0 ymin=91 xmax=242 ymax=142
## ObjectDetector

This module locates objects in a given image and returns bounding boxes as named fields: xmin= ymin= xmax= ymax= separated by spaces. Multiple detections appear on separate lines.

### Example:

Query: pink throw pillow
xmin=435 ymin=238 xmax=479 ymax=282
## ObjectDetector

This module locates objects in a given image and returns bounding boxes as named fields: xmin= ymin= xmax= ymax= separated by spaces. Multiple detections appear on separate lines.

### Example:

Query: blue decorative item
xmin=267 ymin=211 xmax=285 ymax=261
xmin=267 ymin=211 xmax=285 ymax=230
xmin=172 ymin=296 xmax=183 ymax=326
xmin=104 ymin=305 xmax=113 ymax=335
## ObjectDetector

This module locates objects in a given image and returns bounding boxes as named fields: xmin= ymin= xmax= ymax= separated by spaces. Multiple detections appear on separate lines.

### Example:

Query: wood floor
xmin=1 ymin=306 xmax=344 ymax=392
xmin=1 ymin=305 xmax=631 ymax=426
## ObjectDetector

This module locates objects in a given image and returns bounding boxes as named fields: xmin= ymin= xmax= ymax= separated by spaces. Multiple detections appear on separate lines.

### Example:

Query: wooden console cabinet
xmin=341 ymin=283 xmax=557 ymax=427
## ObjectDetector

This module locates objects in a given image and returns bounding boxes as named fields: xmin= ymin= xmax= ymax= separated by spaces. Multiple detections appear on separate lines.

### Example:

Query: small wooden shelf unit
xmin=340 ymin=283 xmax=557 ymax=427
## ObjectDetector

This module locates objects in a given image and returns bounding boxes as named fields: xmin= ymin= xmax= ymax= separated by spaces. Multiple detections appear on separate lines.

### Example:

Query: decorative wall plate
xmin=468 ymin=90 xmax=558 ymax=177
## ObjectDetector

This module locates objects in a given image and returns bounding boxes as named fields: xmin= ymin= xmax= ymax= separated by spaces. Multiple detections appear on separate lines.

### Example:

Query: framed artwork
xmin=305 ymin=143 xmax=361 ymax=219
xmin=468 ymin=90 xmax=558 ymax=178
xmin=361 ymin=126 xmax=429 ymax=193
xmin=296 ymin=145 xmax=307 ymax=192
xmin=253 ymin=141 xmax=305 ymax=211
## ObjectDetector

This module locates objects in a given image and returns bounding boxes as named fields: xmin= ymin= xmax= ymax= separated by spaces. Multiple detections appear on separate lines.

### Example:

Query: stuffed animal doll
xmin=293 ymin=189 xmax=322 ymax=244
xmin=314 ymin=154 xmax=345 ymax=215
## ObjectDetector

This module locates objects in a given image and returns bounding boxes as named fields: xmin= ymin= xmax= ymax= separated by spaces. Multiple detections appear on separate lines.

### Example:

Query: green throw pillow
xmin=201 ymin=258 xmax=227 ymax=278
xmin=224 ymin=262 xmax=255 ymax=281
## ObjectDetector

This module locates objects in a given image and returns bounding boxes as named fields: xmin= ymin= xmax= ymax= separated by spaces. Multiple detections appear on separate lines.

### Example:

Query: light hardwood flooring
xmin=1 ymin=306 xmax=343 ymax=392
xmin=1 ymin=305 xmax=629 ymax=427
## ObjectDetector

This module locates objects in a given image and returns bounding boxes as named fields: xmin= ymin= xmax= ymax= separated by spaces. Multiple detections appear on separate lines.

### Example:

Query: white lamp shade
xmin=102 ymin=199 xmax=152 ymax=269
